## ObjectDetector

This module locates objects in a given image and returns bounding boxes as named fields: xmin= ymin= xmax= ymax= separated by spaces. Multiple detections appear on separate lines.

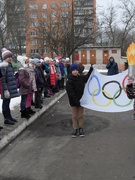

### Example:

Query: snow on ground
xmin=0 ymin=96 xmax=21 ymax=113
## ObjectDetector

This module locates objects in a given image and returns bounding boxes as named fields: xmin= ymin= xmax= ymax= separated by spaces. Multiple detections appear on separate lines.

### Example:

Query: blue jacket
xmin=0 ymin=62 xmax=19 ymax=99
xmin=59 ymin=62 xmax=65 ymax=77
xmin=106 ymin=61 xmax=118 ymax=75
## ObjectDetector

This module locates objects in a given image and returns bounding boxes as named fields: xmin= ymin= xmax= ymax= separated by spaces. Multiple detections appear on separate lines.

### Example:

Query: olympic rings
xmin=102 ymin=81 xmax=122 ymax=100
xmin=113 ymin=88 xmax=133 ymax=107
xmin=122 ymin=75 xmax=128 ymax=93
xmin=88 ymin=75 xmax=101 ymax=96
xmin=87 ymin=73 xmax=132 ymax=108
xmin=92 ymin=89 xmax=112 ymax=107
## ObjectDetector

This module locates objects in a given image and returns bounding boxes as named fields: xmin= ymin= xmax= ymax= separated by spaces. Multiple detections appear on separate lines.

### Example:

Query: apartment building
xmin=6 ymin=0 xmax=96 ymax=59
xmin=26 ymin=0 xmax=96 ymax=58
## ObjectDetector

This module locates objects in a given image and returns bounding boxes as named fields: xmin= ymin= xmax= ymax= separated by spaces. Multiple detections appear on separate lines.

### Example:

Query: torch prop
xmin=126 ymin=42 xmax=135 ymax=80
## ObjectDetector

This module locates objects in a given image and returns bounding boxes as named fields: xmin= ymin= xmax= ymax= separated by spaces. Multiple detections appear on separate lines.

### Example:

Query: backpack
xmin=15 ymin=72 xmax=20 ymax=88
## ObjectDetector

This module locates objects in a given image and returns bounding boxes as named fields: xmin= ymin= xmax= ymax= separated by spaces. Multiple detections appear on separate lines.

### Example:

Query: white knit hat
xmin=65 ymin=57 xmax=70 ymax=61
xmin=44 ymin=57 xmax=50 ymax=62
xmin=2 ymin=48 xmax=12 ymax=60
xmin=17 ymin=55 xmax=28 ymax=66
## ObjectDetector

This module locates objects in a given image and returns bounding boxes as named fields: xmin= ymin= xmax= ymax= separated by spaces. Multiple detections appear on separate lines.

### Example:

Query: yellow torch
xmin=126 ymin=42 xmax=135 ymax=79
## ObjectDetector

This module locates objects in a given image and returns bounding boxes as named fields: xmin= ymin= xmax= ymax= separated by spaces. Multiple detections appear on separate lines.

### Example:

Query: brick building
xmin=26 ymin=0 xmax=96 ymax=58
xmin=6 ymin=0 xmax=97 ymax=63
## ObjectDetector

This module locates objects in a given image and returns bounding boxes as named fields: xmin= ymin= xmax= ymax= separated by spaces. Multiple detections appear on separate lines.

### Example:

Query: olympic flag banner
xmin=80 ymin=68 xmax=133 ymax=112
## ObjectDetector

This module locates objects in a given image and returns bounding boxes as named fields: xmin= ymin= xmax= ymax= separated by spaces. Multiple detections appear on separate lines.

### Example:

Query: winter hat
xmin=44 ymin=57 xmax=50 ymax=62
xmin=29 ymin=58 xmax=36 ymax=65
xmin=70 ymin=63 xmax=79 ymax=72
xmin=33 ymin=58 xmax=41 ymax=64
xmin=2 ymin=48 xmax=12 ymax=60
xmin=65 ymin=57 xmax=70 ymax=61
xmin=17 ymin=55 xmax=28 ymax=66
xmin=58 ymin=56 xmax=62 ymax=61
xmin=40 ymin=59 xmax=44 ymax=63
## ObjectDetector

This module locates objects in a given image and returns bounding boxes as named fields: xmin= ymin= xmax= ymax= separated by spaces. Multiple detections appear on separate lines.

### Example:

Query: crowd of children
xmin=0 ymin=49 xmax=70 ymax=127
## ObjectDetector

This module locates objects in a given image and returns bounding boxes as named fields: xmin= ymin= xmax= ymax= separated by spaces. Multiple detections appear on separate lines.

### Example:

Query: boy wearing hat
xmin=0 ymin=48 xmax=19 ymax=125
xmin=66 ymin=63 xmax=93 ymax=137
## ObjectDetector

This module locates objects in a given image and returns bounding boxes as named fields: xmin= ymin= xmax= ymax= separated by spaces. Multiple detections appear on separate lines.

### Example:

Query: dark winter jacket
xmin=106 ymin=61 xmax=118 ymax=75
xmin=59 ymin=62 xmax=65 ymax=77
xmin=34 ymin=66 xmax=45 ymax=89
xmin=66 ymin=66 xmax=93 ymax=107
xmin=126 ymin=83 xmax=135 ymax=120
xmin=126 ymin=84 xmax=135 ymax=99
xmin=0 ymin=62 xmax=19 ymax=99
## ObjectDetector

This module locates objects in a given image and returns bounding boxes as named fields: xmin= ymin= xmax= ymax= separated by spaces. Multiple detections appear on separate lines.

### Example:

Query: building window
xmin=30 ymin=30 xmax=38 ymax=36
xmin=44 ymin=48 xmax=48 ymax=54
xmin=29 ymin=13 xmax=38 ymax=18
xmin=30 ymin=22 xmax=38 ymax=27
xmin=74 ymin=10 xmax=85 ymax=15
xmin=44 ymin=40 xmax=47 ymax=45
xmin=112 ymin=50 xmax=117 ymax=54
xmin=52 ymin=21 xmax=58 ymax=26
xmin=60 ymin=2 xmax=70 ymax=8
xmin=31 ymin=49 xmax=39 ymax=54
xmin=29 ymin=3 xmax=38 ymax=9
xmin=30 ymin=39 xmax=38 ymax=45
xmin=84 ymin=9 xmax=93 ymax=15
xmin=43 ymin=12 xmax=47 ymax=18
xmin=42 ymin=3 xmax=47 ymax=9
xmin=52 ymin=12 xmax=56 ymax=18
xmin=51 ymin=2 xmax=56 ymax=8
xmin=61 ymin=11 xmax=69 ymax=17
xmin=43 ymin=22 xmax=47 ymax=26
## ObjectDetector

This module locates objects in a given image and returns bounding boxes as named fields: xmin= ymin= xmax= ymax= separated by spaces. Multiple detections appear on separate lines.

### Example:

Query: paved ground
xmin=0 ymin=90 xmax=66 ymax=150
xmin=0 ymin=94 xmax=135 ymax=180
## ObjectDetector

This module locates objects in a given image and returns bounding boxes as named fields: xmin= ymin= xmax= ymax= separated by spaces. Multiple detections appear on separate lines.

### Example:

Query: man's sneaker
xmin=79 ymin=128 xmax=85 ymax=137
xmin=71 ymin=129 xmax=78 ymax=138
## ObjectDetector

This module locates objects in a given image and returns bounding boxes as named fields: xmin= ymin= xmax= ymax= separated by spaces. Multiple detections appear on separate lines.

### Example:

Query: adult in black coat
xmin=66 ymin=63 xmax=93 ymax=137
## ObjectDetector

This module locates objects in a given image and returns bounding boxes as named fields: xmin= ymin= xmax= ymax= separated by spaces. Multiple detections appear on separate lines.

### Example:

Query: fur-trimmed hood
xmin=0 ymin=61 xmax=9 ymax=68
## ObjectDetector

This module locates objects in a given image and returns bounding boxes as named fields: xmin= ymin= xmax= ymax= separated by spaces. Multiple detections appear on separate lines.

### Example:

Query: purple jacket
xmin=18 ymin=68 xmax=32 ymax=95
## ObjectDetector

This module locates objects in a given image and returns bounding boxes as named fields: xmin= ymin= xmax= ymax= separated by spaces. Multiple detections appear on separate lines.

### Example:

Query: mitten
xmin=4 ymin=90 xmax=10 ymax=99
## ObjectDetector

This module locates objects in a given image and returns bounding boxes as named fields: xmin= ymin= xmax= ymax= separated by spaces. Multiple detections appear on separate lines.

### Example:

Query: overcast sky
xmin=96 ymin=0 xmax=118 ymax=8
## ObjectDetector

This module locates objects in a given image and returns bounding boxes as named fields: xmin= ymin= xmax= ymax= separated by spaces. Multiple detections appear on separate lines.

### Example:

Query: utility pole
xmin=71 ymin=0 xmax=74 ymax=64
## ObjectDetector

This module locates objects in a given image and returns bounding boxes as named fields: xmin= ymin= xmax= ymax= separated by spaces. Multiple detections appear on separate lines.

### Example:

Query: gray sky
xmin=96 ymin=0 xmax=118 ymax=8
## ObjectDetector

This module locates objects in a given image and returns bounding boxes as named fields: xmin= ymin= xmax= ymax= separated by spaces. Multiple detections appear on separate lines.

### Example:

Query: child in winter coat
xmin=0 ymin=48 xmax=19 ymax=125
xmin=17 ymin=55 xmax=36 ymax=119
xmin=34 ymin=58 xmax=45 ymax=108
xmin=66 ymin=63 xmax=93 ymax=137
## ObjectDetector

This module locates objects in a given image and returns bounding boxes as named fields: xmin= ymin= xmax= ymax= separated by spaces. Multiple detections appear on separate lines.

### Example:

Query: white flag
xmin=80 ymin=69 xmax=133 ymax=112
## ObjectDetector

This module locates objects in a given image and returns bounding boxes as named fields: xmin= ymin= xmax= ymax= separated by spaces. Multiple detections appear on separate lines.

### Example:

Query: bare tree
xmin=0 ymin=0 xmax=7 ymax=49
xmin=97 ymin=0 xmax=135 ymax=55
xmin=6 ymin=0 xmax=26 ymax=55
